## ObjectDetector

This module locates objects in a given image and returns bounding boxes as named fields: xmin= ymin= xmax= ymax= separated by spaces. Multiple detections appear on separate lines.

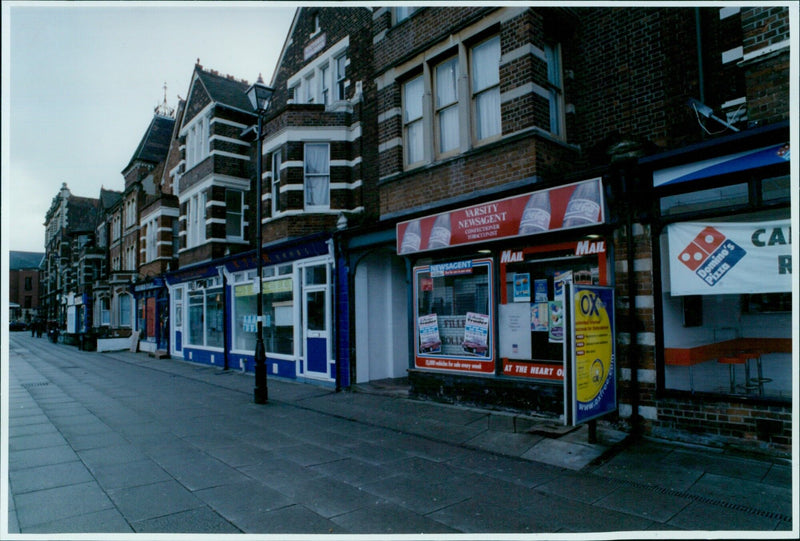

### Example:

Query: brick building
xmin=8 ymin=251 xmax=44 ymax=323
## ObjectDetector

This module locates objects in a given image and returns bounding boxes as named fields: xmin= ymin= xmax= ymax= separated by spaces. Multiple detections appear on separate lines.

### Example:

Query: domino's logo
xmin=678 ymin=226 xmax=746 ymax=287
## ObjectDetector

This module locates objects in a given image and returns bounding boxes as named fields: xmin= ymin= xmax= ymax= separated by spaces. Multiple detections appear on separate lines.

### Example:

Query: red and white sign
xmin=397 ymin=178 xmax=604 ymax=255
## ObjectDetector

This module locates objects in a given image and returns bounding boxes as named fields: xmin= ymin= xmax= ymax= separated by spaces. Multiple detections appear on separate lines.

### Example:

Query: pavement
xmin=4 ymin=332 xmax=795 ymax=537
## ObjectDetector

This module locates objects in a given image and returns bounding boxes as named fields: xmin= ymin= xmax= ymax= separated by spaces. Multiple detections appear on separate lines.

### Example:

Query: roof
xmin=123 ymin=114 xmax=176 ymax=173
xmin=99 ymin=188 xmax=123 ymax=210
xmin=195 ymin=67 xmax=253 ymax=113
xmin=67 ymin=196 xmax=101 ymax=232
xmin=9 ymin=251 xmax=44 ymax=270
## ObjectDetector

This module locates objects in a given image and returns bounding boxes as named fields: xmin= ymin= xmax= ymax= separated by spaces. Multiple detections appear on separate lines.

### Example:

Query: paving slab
xmin=332 ymin=500 xmax=459 ymax=534
xmin=193 ymin=480 xmax=295 ymax=531
xmin=18 ymin=508 xmax=133 ymax=534
xmin=106 ymin=479 xmax=205 ymax=523
xmin=9 ymin=460 xmax=95 ymax=494
xmin=14 ymin=481 xmax=116 ymax=528
xmin=666 ymin=500 xmax=783 ymax=531
xmin=131 ymin=506 xmax=241 ymax=533
xmin=244 ymin=504 xmax=347 ymax=534
xmin=521 ymin=437 xmax=606 ymax=470
xmin=594 ymin=483 xmax=693 ymax=522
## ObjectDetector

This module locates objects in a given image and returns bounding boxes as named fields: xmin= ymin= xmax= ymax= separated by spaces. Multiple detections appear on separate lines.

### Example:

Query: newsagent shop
xmin=397 ymin=177 xmax=618 ymax=422
xmin=643 ymin=121 xmax=792 ymax=449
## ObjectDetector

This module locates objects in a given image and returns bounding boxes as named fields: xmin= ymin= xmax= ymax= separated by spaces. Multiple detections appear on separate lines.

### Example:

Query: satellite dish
xmin=688 ymin=98 xmax=740 ymax=132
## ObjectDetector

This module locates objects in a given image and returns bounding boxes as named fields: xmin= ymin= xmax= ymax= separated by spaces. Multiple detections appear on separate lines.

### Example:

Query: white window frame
xmin=287 ymin=36 xmax=350 ymax=107
xmin=435 ymin=56 xmax=460 ymax=156
xmin=320 ymin=63 xmax=330 ymax=105
xmin=304 ymin=143 xmax=330 ymax=211
xmin=335 ymin=54 xmax=347 ymax=100
xmin=271 ymin=150 xmax=282 ymax=215
xmin=119 ymin=293 xmax=132 ymax=328
xmin=470 ymin=35 xmax=502 ymax=143
xmin=403 ymin=75 xmax=425 ymax=167
xmin=185 ymin=113 xmax=210 ymax=169
xmin=544 ymin=41 xmax=566 ymax=138
xmin=186 ymin=191 xmax=207 ymax=249
xmin=145 ymin=219 xmax=157 ymax=262
xmin=225 ymin=189 xmax=244 ymax=241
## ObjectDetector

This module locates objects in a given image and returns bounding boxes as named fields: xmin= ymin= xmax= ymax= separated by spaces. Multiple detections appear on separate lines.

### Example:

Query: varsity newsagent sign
xmin=667 ymin=220 xmax=791 ymax=296
xmin=571 ymin=285 xmax=616 ymax=425
xmin=397 ymin=178 xmax=604 ymax=255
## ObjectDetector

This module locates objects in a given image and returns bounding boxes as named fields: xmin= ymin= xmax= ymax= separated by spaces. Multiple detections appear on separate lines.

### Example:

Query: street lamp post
xmin=246 ymin=75 xmax=274 ymax=404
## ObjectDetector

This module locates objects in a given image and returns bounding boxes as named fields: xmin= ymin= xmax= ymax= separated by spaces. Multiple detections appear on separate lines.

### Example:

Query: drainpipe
xmin=695 ymin=8 xmax=705 ymax=104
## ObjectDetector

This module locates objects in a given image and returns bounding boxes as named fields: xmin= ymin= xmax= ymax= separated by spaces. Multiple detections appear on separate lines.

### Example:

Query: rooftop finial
xmin=257 ymin=73 xmax=264 ymax=83
xmin=155 ymin=81 xmax=175 ymax=117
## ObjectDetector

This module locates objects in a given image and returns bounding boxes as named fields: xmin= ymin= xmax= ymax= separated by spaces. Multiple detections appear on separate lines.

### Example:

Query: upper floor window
xmin=225 ymin=189 xmax=244 ymax=240
xmin=395 ymin=7 xmax=419 ymax=24
xmin=119 ymin=293 xmax=132 ymax=327
xmin=304 ymin=143 xmax=330 ymax=209
xmin=320 ymin=63 xmax=330 ymax=105
xmin=335 ymin=54 xmax=347 ymax=100
xmin=145 ymin=219 xmax=157 ymax=262
xmin=403 ymin=75 xmax=425 ymax=166
xmin=271 ymin=150 xmax=282 ymax=215
xmin=544 ymin=42 xmax=565 ymax=137
xmin=186 ymin=191 xmax=207 ymax=248
xmin=305 ymin=73 xmax=316 ymax=103
xmin=471 ymin=36 xmax=502 ymax=141
xmin=125 ymin=198 xmax=137 ymax=227
xmin=435 ymin=57 xmax=460 ymax=155
xmin=25 ymin=276 xmax=33 ymax=290
xmin=112 ymin=215 xmax=121 ymax=240
xmin=186 ymin=114 xmax=210 ymax=169
xmin=401 ymin=35 xmax=502 ymax=168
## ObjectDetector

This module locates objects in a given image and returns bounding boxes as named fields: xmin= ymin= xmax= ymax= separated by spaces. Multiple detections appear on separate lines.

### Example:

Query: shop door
xmin=156 ymin=298 xmax=169 ymax=350
xmin=302 ymin=263 xmax=331 ymax=380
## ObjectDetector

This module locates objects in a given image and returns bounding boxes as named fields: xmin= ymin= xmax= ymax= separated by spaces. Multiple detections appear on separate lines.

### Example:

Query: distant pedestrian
xmin=31 ymin=320 xmax=36 ymax=337
xmin=37 ymin=320 xmax=43 ymax=338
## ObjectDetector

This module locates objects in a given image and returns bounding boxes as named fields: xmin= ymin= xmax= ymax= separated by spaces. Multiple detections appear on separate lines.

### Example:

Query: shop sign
xmin=575 ymin=240 xmax=605 ymax=256
xmin=667 ymin=219 xmax=791 ymax=295
xmin=430 ymin=260 xmax=473 ymax=277
xmin=503 ymin=360 xmax=564 ymax=380
xmin=397 ymin=178 xmax=604 ymax=255
xmin=653 ymin=143 xmax=789 ymax=187
xmin=570 ymin=285 xmax=616 ymax=425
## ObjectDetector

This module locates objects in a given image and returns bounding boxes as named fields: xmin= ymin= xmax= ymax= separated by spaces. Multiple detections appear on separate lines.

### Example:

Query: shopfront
xmin=399 ymin=178 xmax=616 ymax=417
xmin=644 ymin=122 xmax=791 ymax=450
xmin=133 ymin=279 xmax=169 ymax=353
xmin=223 ymin=234 xmax=338 ymax=385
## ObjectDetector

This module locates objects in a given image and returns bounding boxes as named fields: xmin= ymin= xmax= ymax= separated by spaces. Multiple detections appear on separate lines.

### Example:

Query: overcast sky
xmin=2 ymin=1 xmax=298 ymax=254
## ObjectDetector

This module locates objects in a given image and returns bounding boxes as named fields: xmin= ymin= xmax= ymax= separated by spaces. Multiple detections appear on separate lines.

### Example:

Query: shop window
xmin=304 ymin=143 xmax=330 ymax=209
xmin=660 ymin=183 xmax=748 ymax=216
xmin=414 ymin=259 xmax=493 ymax=367
xmin=761 ymin=175 xmax=790 ymax=203
xmin=232 ymin=274 xmax=294 ymax=356
xmin=660 ymin=219 xmax=791 ymax=402
xmin=187 ymin=286 xmax=224 ymax=348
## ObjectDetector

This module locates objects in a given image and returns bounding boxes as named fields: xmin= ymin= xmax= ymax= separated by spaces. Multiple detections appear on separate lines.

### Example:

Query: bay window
xmin=304 ymin=143 xmax=330 ymax=209
xmin=335 ymin=54 xmax=347 ymax=100
xmin=186 ymin=191 xmax=207 ymax=248
xmin=271 ymin=150 xmax=282 ymax=215
xmin=321 ymin=63 xmax=330 ymax=105
xmin=225 ymin=189 xmax=244 ymax=240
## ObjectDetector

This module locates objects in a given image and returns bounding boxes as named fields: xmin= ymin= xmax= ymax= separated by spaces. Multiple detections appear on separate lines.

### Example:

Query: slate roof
xmin=67 ymin=196 xmax=101 ymax=233
xmin=196 ymin=68 xmax=253 ymax=113
xmin=9 ymin=251 xmax=44 ymax=270
xmin=99 ymin=188 xmax=123 ymax=210
xmin=123 ymin=115 xmax=176 ymax=173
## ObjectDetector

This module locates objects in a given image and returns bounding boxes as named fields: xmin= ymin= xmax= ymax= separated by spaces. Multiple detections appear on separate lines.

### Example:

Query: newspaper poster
xmin=418 ymin=314 xmax=441 ymax=353
xmin=463 ymin=312 xmax=489 ymax=356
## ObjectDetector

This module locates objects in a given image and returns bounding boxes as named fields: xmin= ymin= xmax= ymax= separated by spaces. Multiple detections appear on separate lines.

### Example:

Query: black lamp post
xmin=246 ymin=75 xmax=274 ymax=404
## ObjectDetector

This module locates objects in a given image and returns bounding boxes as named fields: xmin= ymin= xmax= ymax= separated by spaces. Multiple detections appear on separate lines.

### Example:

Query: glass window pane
xmin=472 ymin=36 xmax=500 ymax=92
xmin=404 ymin=76 xmax=423 ymax=122
xmin=475 ymin=87 xmax=501 ymax=140
xmin=306 ymin=291 xmax=326 ymax=331
xmin=262 ymin=278 xmax=294 ymax=355
xmin=205 ymin=288 xmax=224 ymax=348
xmin=436 ymin=58 xmax=458 ymax=107
xmin=660 ymin=184 xmax=748 ymax=215
xmin=407 ymin=120 xmax=424 ymax=164
xmin=188 ymin=291 xmax=204 ymax=345
xmin=305 ymin=265 xmax=327 ymax=285
xmin=439 ymin=106 xmax=459 ymax=153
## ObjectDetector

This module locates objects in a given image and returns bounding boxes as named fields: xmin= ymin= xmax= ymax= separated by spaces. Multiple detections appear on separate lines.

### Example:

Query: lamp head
xmin=246 ymin=74 xmax=274 ymax=113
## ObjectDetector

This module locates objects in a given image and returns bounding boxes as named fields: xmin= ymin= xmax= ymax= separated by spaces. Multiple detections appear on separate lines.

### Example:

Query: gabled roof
xmin=9 ymin=251 xmax=45 ymax=270
xmin=122 ymin=114 xmax=176 ymax=174
xmin=194 ymin=66 xmax=254 ymax=114
xmin=67 ymin=196 xmax=101 ymax=233
xmin=99 ymin=188 xmax=123 ymax=210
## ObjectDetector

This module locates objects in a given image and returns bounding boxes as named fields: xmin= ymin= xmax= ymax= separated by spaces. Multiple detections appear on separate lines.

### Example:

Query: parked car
xmin=9 ymin=320 xmax=28 ymax=331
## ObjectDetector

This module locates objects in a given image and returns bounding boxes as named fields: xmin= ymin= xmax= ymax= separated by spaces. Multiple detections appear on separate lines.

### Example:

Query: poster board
xmin=570 ymin=285 xmax=616 ymax=425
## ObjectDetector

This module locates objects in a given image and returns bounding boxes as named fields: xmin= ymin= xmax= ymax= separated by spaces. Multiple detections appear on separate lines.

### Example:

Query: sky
xmin=2 ymin=1 xmax=298 ymax=254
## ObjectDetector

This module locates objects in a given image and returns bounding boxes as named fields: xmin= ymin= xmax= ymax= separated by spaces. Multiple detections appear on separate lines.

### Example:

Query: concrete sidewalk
xmin=7 ymin=334 xmax=794 ymax=535
xmin=104 ymin=347 xmax=796 ymax=528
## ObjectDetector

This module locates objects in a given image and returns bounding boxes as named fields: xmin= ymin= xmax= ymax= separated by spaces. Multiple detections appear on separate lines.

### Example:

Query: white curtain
xmin=436 ymin=58 xmax=459 ymax=152
xmin=305 ymin=143 xmax=330 ymax=207
xmin=472 ymin=37 xmax=501 ymax=140
xmin=404 ymin=76 xmax=424 ymax=163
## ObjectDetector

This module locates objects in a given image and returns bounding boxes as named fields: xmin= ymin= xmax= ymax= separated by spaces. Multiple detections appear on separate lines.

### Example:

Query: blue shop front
xmin=165 ymin=233 xmax=346 ymax=387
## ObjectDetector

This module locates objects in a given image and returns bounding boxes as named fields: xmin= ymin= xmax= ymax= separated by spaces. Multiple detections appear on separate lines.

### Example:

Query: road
xmin=5 ymin=332 xmax=793 ymax=535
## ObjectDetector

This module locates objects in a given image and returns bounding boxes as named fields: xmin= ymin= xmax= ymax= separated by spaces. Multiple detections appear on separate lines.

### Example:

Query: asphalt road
xmin=5 ymin=332 xmax=794 ymax=536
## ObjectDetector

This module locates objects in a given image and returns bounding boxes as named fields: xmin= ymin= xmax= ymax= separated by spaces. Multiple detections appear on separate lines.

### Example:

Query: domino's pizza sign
xmin=668 ymin=220 xmax=791 ymax=295
xmin=677 ymin=226 xmax=746 ymax=287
